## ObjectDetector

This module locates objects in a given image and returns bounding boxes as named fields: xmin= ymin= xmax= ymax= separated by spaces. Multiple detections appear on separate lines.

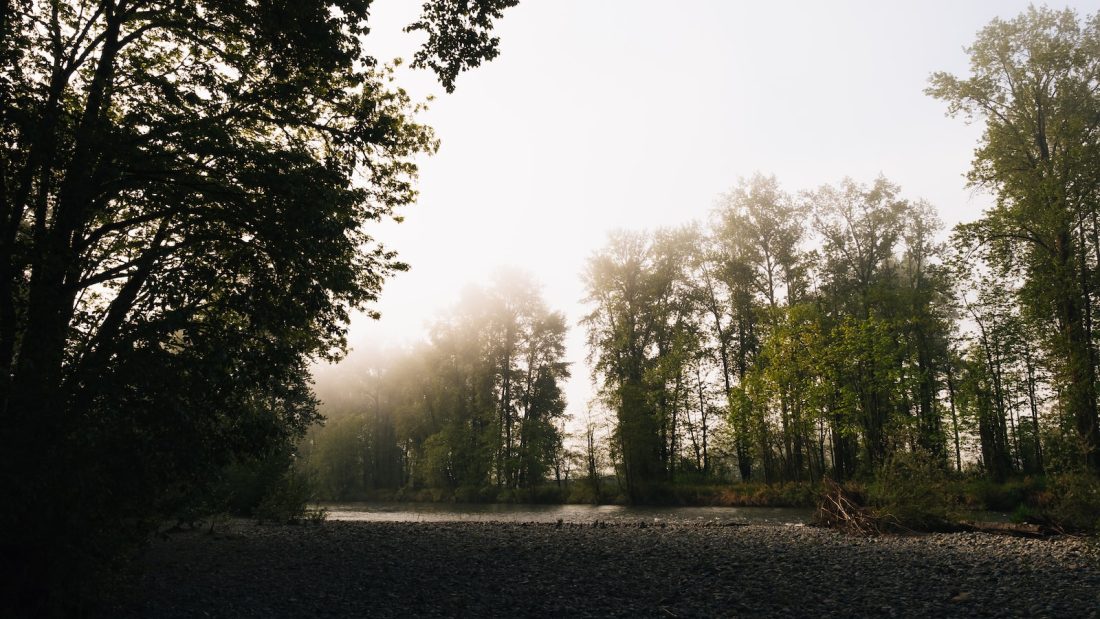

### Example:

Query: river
xmin=319 ymin=502 xmax=814 ymax=524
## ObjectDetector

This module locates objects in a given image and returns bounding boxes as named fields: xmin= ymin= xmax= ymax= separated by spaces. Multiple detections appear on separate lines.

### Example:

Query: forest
xmin=305 ymin=8 xmax=1100 ymax=521
xmin=3 ymin=0 xmax=1100 ymax=614
xmin=308 ymin=273 xmax=571 ymax=502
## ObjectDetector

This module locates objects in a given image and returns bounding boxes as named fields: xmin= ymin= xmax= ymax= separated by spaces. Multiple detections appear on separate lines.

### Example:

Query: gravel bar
xmin=106 ymin=520 xmax=1100 ymax=618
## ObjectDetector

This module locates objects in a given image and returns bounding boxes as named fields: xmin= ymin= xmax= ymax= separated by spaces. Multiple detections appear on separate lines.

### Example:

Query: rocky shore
xmin=105 ymin=520 xmax=1100 ymax=618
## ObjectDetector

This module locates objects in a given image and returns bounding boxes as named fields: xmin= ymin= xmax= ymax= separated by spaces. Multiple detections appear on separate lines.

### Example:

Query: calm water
xmin=319 ymin=502 xmax=814 ymax=525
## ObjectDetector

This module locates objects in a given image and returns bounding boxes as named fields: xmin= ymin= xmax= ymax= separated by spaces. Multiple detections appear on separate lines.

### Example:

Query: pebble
xmin=104 ymin=520 xmax=1100 ymax=618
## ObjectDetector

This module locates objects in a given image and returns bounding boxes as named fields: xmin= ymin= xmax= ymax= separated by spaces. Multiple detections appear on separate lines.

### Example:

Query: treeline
xmin=586 ymin=176 xmax=985 ymax=495
xmin=585 ymin=6 xmax=1100 ymax=500
xmin=584 ymin=177 xmax=952 ymax=496
xmin=307 ymin=274 xmax=571 ymax=501
xmin=312 ymin=7 xmax=1100 ymax=506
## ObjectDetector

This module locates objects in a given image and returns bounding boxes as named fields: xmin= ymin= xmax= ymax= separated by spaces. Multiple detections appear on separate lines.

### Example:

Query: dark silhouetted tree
xmin=0 ymin=0 xmax=516 ymax=607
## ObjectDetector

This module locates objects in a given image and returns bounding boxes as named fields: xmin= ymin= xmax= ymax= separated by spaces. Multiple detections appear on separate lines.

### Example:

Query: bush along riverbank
xmin=813 ymin=456 xmax=1100 ymax=535
xmin=309 ymin=472 xmax=1100 ymax=535
xmin=343 ymin=479 xmax=822 ymax=509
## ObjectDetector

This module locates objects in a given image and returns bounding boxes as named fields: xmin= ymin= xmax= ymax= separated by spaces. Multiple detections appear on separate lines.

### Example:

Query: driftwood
xmin=814 ymin=478 xmax=881 ymax=535
xmin=814 ymin=477 xmax=1058 ymax=537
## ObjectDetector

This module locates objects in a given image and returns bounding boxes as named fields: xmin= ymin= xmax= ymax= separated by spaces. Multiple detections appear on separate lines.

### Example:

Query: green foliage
xmin=222 ymin=449 xmax=312 ymax=520
xmin=582 ymin=229 xmax=699 ymax=498
xmin=967 ymin=473 xmax=1100 ymax=533
xmin=710 ymin=482 xmax=817 ymax=508
xmin=958 ymin=473 xmax=1100 ymax=533
xmin=929 ymin=5 xmax=1100 ymax=472
xmin=815 ymin=457 xmax=972 ymax=534
xmin=164 ymin=445 xmax=323 ymax=525
xmin=419 ymin=432 xmax=460 ymax=489
xmin=582 ymin=168 xmax=964 ymax=493
xmin=450 ymin=485 xmax=484 ymax=504
xmin=0 ymin=0 xmax=516 ymax=608
xmin=306 ymin=415 xmax=373 ymax=501
xmin=406 ymin=0 xmax=520 ymax=93
xmin=867 ymin=452 xmax=958 ymax=531
xmin=253 ymin=465 xmax=317 ymax=525
xmin=1039 ymin=472 xmax=1100 ymax=532
xmin=566 ymin=482 xmax=605 ymax=505
xmin=965 ymin=477 xmax=1045 ymax=512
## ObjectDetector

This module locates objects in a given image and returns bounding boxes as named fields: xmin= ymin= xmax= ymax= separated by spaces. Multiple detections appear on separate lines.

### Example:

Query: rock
xmin=104 ymin=519 xmax=1100 ymax=618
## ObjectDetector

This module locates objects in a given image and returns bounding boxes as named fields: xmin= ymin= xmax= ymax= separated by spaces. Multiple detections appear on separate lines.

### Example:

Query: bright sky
xmin=318 ymin=0 xmax=1100 ymax=421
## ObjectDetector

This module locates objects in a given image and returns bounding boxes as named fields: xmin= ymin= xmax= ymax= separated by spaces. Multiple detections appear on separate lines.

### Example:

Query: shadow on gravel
xmin=103 ymin=520 xmax=1100 ymax=618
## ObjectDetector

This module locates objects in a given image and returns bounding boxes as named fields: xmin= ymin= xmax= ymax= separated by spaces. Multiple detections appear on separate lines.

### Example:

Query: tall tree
xmin=689 ymin=233 xmax=748 ymax=478
xmin=928 ymin=6 xmax=1100 ymax=471
xmin=812 ymin=177 xmax=909 ymax=470
xmin=583 ymin=229 xmax=698 ymax=499
xmin=583 ymin=231 xmax=662 ymax=499
xmin=0 ymin=0 xmax=517 ymax=602
xmin=715 ymin=174 xmax=808 ymax=479
xmin=899 ymin=201 xmax=952 ymax=463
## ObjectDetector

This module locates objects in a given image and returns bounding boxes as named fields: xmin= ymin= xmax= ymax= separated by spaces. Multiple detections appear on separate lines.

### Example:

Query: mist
xmin=328 ymin=0 xmax=1033 ymax=420
xmin=7 ymin=1 xmax=1100 ymax=615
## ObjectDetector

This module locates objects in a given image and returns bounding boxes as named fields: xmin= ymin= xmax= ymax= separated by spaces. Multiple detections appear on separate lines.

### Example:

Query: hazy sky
xmin=320 ymin=1 xmax=1100 ymax=419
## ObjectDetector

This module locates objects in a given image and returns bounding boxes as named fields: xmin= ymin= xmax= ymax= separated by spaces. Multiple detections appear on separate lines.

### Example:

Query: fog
xmin=315 ymin=0 xmax=1092 ymax=419
xmin=16 ymin=1 xmax=1100 ymax=613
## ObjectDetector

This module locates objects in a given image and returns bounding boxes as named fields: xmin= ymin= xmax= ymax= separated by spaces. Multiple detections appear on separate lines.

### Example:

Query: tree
xmin=714 ymin=174 xmax=809 ymax=480
xmin=708 ymin=196 xmax=767 ymax=481
xmin=812 ymin=177 xmax=909 ymax=470
xmin=0 ymin=0 xmax=517 ymax=606
xmin=692 ymin=225 xmax=757 ymax=481
xmin=582 ymin=417 xmax=604 ymax=501
xmin=583 ymin=231 xmax=663 ymax=499
xmin=582 ymin=228 xmax=700 ymax=499
xmin=899 ymin=201 xmax=951 ymax=461
xmin=928 ymin=6 xmax=1100 ymax=471
xmin=308 ymin=274 xmax=569 ymax=500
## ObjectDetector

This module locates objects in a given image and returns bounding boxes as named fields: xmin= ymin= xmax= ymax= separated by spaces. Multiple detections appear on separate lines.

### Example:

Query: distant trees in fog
xmin=308 ymin=273 xmax=571 ymax=500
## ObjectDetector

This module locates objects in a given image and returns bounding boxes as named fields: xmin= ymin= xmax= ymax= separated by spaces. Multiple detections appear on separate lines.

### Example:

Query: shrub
xmin=453 ymin=485 xmax=482 ymax=503
xmin=772 ymin=482 xmax=818 ymax=507
xmin=253 ymin=465 xmax=316 ymax=524
xmin=1010 ymin=503 xmax=1039 ymax=524
xmin=867 ymin=451 xmax=958 ymax=531
xmin=1039 ymin=472 xmax=1100 ymax=533
xmin=966 ymin=477 xmax=1044 ymax=512
xmin=528 ymin=484 xmax=567 ymax=504
xmin=713 ymin=482 xmax=818 ymax=508
xmin=567 ymin=482 xmax=601 ymax=504
xmin=814 ymin=451 xmax=961 ymax=533
xmin=301 ymin=507 xmax=329 ymax=526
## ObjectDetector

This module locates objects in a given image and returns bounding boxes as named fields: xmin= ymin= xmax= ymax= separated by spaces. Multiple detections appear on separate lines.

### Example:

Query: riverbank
xmin=331 ymin=481 xmax=821 ymax=508
xmin=103 ymin=519 xmax=1099 ymax=617
xmin=319 ymin=501 xmax=815 ymax=525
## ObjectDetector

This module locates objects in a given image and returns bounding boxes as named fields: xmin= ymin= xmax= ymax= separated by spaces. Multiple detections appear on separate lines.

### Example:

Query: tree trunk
xmin=946 ymin=359 xmax=963 ymax=473
xmin=1054 ymin=228 xmax=1100 ymax=471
